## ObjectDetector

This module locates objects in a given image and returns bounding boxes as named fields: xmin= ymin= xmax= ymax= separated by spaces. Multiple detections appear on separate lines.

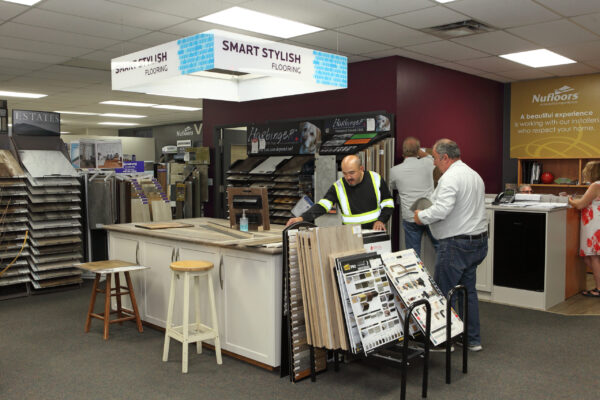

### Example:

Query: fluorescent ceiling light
xmin=2 ymin=0 xmax=42 ymax=5
xmin=100 ymin=113 xmax=146 ymax=118
xmin=60 ymin=131 xmax=70 ymax=134
xmin=100 ymin=100 xmax=156 ymax=107
xmin=0 ymin=90 xmax=46 ymax=98
xmin=55 ymin=111 xmax=98 ymax=115
xmin=198 ymin=7 xmax=322 ymax=39
xmin=152 ymin=105 xmax=202 ymax=111
xmin=500 ymin=49 xmax=576 ymax=68
xmin=434 ymin=0 xmax=456 ymax=3
xmin=98 ymin=122 xmax=139 ymax=126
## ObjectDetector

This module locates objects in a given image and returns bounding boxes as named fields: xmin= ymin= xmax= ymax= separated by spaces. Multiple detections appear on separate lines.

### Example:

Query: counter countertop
xmin=104 ymin=218 xmax=285 ymax=254
xmin=485 ymin=203 xmax=568 ymax=213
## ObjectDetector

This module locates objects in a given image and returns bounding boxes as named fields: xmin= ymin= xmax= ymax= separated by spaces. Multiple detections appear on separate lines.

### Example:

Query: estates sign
xmin=510 ymin=74 xmax=600 ymax=158
xmin=111 ymin=29 xmax=347 ymax=102
xmin=12 ymin=109 xmax=60 ymax=136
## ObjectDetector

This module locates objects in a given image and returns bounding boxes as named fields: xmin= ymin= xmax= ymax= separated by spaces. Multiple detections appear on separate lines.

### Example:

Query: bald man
xmin=286 ymin=154 xmax=394 ymax=230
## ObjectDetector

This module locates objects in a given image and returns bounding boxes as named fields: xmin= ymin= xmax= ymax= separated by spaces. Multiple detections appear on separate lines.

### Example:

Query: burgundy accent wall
xmin=395 ymin=58 xmax=504 ymax=192
xmin=202 ymin=56 xmax=504 ymax=217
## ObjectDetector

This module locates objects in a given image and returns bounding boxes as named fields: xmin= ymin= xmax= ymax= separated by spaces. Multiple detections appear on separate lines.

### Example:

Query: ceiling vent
xmin=423 ymin=19 xmax=493 ymax=39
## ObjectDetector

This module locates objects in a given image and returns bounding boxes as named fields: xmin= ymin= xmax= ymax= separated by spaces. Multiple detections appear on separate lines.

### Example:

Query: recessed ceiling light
xmin=199 ymin=7 xmax=323 ymax=39
xmin=500 ymin=49 xmax=576 ymax=68
xmin=98 ymin=122 xmax=139 ymax=126
xmin=152 ymin=105 xmax=202 ymax=111
xmin=55 ymin=111 xmax=98 ymax=115
xmin=2 ymin=0 xmax=42 ymax=6
xmin=0 ymin=90 xmax=46 ymax=98
xmin=100 ymin=113 xmax=146 ymax=118
xmin=100 ymin=101 xmax=156 ymax=107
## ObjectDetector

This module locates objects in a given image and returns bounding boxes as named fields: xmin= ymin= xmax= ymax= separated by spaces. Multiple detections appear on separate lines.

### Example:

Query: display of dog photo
xmin=335 ymin=252 xmax=403 ymax=355
xmin=381 ymin=250 xmax=463 ymax=346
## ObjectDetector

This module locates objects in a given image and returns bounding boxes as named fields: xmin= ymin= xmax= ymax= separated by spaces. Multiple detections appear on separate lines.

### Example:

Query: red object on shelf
xmin=541 ymin=172 xmax=554 ymax=184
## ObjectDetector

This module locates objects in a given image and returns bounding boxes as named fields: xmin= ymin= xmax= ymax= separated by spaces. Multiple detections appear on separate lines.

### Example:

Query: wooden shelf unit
xmin=518 ymin=158 xmax=600 ymax=195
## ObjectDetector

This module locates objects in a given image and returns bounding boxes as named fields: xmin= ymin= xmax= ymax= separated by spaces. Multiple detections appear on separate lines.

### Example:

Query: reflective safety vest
xmin=318 ymin=171 xmax=394 ymax=225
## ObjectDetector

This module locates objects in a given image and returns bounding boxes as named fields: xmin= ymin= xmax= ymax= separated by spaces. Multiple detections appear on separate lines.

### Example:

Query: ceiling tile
xmin=508 ymin=19 xmax=600 ymax=47
xmin=0 ymin=22 xmax=119 ymax=49
xmin=536 ymin=0 xmax=600 ymax=17
xmin=129 ymin=32 xmax=182 ymax=46
xmin=240 ymin=0 xmax=374 ymax=29
xmin=108 ymin=0 xmax=241 ymax=18
xmin=452 ymin=31 xmax=537 ymax=55
xmin=363 ymin=48 xmax=445 ymax=65
xmin=478 ymin=72 xmax=511 ymax=82
xmin=39 ymin=0 xmax=187 ymax=30
xmin=457 ymin=56 xmax=524 ymax=73
xmin=386 ymin=5 xmax=468 ymax=29
xmin=325 ymin=0 xmax=436 ymax=17
xmin=0 ymin=57 xmax=53 ymax=71
xmin=32 ymin=65 xmax=110 ymax=83
xmin=0 ymin=2 xmax=27 ymax=22
xmin=292 ymin=30 xmax=391 ymax=54
xmin=446 ymin=0 xmax=560 ymax=29
xmin=584 ymin=58 xmax=600 ymax=69
xmin=435 ymin=62 xmax=486 ymax=76
xmin=0 ymin=48 xmax=71 ymax=64
xmin=346 ymin=54 xmax=371 ymax=63
xmin=539 ymin=62 xmax=599 ymax=76
xmin=571 ymin=12 xmax=600 ymax=35
xmin=550 ymin=40 xmax=600 ymax=61
xmin=103 ymin=41 xmax=149 ymax=54
xmin=338 ymin=19 xmax=438 ymax=47
xmin=0 ymin=36 xmax=92 ymax=58
xmin=160 ymin=19 xmax=281 ymax=41
xmin=405 ymin=40 xmax=489 ymax=61
xmin=499 ymin=68 xmax=554 ymax=80
xmin=12 ymin=9 xmax=150 ymax=41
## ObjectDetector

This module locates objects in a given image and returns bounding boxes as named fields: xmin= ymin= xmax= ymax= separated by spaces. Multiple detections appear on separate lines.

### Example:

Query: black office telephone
xmin=493 ymin=189 xmax=515 ymax=205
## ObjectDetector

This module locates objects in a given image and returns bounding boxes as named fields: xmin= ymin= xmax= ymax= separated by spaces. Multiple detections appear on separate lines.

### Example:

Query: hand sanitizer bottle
xmin=240 ymin=209 xmax=249 ymax=232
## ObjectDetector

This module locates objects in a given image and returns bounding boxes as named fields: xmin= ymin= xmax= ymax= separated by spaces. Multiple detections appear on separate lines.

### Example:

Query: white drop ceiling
xmin=1 ymin=0 xmax=600 ymax=134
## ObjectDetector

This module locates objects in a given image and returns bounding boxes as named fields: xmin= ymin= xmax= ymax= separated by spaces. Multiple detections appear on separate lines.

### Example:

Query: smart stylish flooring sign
xmin=510 ymin=74 xmax=600 ymax=158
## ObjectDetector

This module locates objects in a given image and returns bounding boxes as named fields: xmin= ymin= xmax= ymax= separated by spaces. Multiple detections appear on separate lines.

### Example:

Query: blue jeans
xmin=434 ymin=236 xmax=488 ymax=346
xmin=403 ymin=220 xmax=439 ymax=258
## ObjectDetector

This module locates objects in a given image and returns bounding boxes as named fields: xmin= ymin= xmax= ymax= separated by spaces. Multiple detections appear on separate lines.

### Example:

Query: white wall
xmin=61 ymin=135 xmax=156 ymax=162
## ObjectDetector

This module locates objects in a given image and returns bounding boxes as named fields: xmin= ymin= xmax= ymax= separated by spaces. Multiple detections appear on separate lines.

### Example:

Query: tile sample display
xmin=381 ymin=250 xmax=463 ymax=346
xmin=334 ymin=252 xmax=403 ymax=355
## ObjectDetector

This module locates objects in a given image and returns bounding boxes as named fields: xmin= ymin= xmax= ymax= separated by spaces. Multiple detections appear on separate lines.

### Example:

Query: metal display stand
xmin=446 ymin=285 xmax=469 ymax=384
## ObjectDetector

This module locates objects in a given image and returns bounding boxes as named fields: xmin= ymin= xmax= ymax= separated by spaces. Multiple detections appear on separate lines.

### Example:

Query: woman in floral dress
xmin=569 ymin=161 xmax=600 ymax=297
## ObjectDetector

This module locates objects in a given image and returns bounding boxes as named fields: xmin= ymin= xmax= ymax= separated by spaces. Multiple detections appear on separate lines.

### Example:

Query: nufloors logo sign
xmin=531 ymin=85 xmax=579 ymax=105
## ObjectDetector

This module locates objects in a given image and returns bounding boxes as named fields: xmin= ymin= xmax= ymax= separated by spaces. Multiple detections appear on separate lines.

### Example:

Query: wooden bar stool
xmin=162 ymin=260 xmax=222 ymax=373
xmin=77 ymin=260 xmax=149 ymax=340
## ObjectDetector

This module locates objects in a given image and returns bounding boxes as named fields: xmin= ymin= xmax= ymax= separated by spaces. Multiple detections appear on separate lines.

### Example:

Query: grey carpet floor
xmin=1 ymin=281 xmax=600 ymax=400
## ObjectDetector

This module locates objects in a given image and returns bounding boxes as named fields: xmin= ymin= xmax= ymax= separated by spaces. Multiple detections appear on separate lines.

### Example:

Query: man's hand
xmin=373 ymin=221 xmax=386 ymax=231
xmin=285 ymin=216 xmax=304 ymax=227
xmin=414 ymin=210 xmax=423 ymax=225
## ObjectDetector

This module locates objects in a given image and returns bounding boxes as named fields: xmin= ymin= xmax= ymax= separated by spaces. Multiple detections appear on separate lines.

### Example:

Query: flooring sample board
xmin=29 ymin=220 xmax=80 ymax=230
xmin=334 ymin=252 xmax=403 ymax=355
xmin=31 ymin=268 xmax=81 ymax=280
xmin=26 ymin=175 xmax=79 ymax=187
xmin=227 ymin=156 xmax=268 ymax=174
xmin=135 ymin=222 xmax=193 ymax=230
xmin=0 ymin=150 xmax=25 ymax=178
xmin=19 ymin=150 xmax=77 ymax=177
xmin=28 ymin=259 xmax=81 ymax=272
xmin=249 ymin=156 xmax=292 ymax=174
xmin=29 ymin=227 xmax=81 ymax=239
xmin=275 ymin=156 xmax=313 ymax=175
xmin=150 ymin=200 xmax=172 ymax=222
xmin=28 ymin=186 xmax=80 ymax=195
xmin=381 ymin=250 xmax=464 ymax=346
xmin=30 ymin=252 xmax=82 ymax=264
xmin=131 ymin=199 xmax=151 ymax=222
xmin=31 ymin=275 xmax=82 ymax=289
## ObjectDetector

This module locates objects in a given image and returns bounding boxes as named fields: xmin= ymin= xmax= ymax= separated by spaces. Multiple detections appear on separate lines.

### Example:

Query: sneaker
xmin=456 ymin=342 xmax=482 ymax=352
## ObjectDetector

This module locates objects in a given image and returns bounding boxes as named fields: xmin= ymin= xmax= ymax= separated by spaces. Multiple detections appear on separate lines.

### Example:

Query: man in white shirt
xmin=414 ymin=139 xmax=488 ymax=352
xmin=388 ymin=137 xmax=438 ymax=257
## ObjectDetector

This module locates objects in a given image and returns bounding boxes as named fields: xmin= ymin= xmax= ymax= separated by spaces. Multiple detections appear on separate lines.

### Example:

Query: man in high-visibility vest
xmin=285 ymin=154 xmax=394 ymax=230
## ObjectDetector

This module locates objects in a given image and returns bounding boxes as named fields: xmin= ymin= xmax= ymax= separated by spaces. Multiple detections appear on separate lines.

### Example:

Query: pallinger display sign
xmin=320 ymin=113 xmax=392 ymax=155
xmin=12 ymin=110 xmax=60 ymax=136
xmin=247 ymin=120 xmax=323 ymax=155
xmin=111 ymin=29 xmax=347 ymax=102
xmin=510 ymin=74 xmax=600 ymax=158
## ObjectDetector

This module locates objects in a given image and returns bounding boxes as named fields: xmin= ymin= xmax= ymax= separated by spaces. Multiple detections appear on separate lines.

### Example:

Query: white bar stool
xmin=162 ymin=260 xmax=222 ymax=373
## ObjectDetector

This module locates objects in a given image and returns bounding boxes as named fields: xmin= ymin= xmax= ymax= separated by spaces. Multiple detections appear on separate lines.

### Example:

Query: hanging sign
xmin=247 ymin=120 xmax=323 ymax=155
xmin=111 ymin=29 xmax=347 ymax=102
xmin=510 ymin=74 xmax=600 ymax=158
xmin=12 ymin=110 xmax=60 ymax=136
xmin=320 ymin=113 xmax=393 ymax=155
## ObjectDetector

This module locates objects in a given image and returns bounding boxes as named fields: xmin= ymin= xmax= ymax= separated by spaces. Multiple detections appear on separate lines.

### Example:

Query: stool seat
xmin=170 ymin=260 xmax=213 ymax=272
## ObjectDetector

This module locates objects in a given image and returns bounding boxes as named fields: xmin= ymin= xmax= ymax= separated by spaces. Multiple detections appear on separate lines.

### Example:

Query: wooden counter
xmin=104 ymin=218 xmax=284 ymax=369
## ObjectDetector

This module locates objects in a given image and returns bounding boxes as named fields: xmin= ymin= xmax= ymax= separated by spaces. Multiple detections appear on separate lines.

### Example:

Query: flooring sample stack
xmin=20 ymin=150 xmax=83 ymax=290
xmin=0 ymin=150 xmax=31 ymax=296
xmin=283 ymin=228 xmax=327 ymax=382
xmin=381 ymin=250 xmax=463 ymax=346
xmin=295 ymin=225 xmax=364 ymax=350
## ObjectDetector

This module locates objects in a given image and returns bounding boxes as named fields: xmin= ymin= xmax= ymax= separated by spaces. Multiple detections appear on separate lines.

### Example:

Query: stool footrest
xmin=166 ymin=325 xmax=219 ymax=344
